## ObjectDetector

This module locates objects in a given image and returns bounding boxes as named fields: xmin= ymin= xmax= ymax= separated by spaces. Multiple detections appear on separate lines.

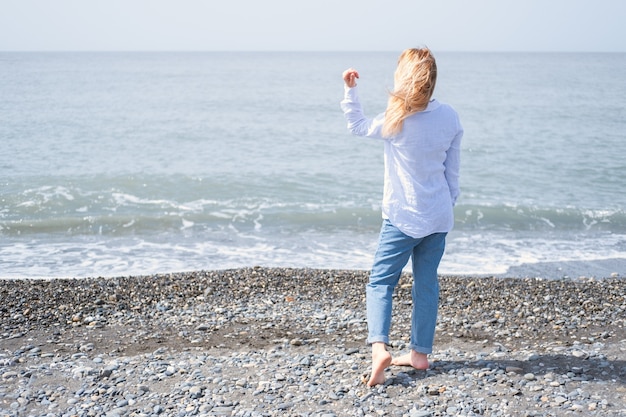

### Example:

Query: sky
xmin=1 ymin=0 xmax=625 ymax=52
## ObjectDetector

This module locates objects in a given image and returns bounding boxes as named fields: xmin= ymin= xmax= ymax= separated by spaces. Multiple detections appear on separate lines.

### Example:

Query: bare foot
xmin=367 ymin=343 xmax=392 ymax=387
xmin=390 ymin=350 xmax=429 ymax=370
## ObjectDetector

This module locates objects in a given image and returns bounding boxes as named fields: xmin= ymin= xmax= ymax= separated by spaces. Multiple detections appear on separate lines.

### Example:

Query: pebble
xmin=0 ymin=267 xmax=625 ymax=416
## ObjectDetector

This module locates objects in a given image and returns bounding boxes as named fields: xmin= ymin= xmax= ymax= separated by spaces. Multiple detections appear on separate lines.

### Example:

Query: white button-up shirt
xmin=341 ymin=85 xmax=463 ymax=238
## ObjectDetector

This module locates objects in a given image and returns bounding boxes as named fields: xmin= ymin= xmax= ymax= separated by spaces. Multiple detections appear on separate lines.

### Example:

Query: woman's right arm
xmin=444 ymin=121 xmax=463 ymax=206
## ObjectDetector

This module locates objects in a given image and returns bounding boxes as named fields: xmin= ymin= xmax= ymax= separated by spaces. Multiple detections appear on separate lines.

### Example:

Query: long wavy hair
xmin=382 ymin=48 xmax=438 ymax=137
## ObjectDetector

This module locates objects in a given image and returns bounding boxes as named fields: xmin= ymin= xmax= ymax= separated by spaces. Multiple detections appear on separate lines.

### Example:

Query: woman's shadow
xmin=387 ymin=354 xmax=626 ymax=385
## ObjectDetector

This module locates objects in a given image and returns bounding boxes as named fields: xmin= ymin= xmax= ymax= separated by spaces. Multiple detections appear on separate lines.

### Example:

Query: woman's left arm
xmin=340 ymin=83 xmax=385 ymax=139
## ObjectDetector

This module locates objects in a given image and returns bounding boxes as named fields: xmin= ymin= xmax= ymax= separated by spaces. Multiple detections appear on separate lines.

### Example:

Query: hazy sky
xmin=1 ymin=0 xmax=624 ymax=52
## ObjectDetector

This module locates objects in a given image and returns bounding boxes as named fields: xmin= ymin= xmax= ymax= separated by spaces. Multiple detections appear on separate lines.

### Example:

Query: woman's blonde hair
xmin=382 ymin=48 xmax=438 ymax=137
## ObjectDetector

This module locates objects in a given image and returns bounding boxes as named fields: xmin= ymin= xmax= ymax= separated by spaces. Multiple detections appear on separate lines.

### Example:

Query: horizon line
xmin=1 ymin=49 xmax=624 ymax=54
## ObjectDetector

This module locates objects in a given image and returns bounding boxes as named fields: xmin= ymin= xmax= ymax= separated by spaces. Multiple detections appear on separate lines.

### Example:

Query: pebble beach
xmin=1 ymin=267 xmax=625 ymax=417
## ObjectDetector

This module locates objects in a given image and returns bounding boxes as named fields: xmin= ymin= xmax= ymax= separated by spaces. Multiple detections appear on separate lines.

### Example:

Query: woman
xmin=341 ymin=47 xmax=463 ymax=387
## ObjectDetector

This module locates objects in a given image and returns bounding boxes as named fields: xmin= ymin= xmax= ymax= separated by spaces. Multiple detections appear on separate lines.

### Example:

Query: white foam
xmin=1 ymin=228 xmax=624 ymax=279
xmin=111 ymin=192 xmax=172 ymax=207
xmin=441 ymin=231 xmax=626 ymax=276
xmin=181 ymin=219 xmax=194 ymax=229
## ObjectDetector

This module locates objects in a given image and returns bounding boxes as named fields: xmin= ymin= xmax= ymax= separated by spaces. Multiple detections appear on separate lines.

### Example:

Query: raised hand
xmin=342 ymin=68 xmax=359 ymax=88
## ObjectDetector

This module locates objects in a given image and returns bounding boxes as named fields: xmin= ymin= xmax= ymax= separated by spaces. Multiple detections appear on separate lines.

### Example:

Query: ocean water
xmin=1 ymin=51 xmax=625 ymax=279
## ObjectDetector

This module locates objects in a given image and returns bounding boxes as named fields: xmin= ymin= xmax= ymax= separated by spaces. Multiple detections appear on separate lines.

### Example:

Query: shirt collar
xmin=422 ymin=99 xmax=441 ymax=113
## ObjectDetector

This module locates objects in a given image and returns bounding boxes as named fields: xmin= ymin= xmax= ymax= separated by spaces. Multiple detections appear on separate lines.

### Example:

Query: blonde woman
xmin=341 ymin=48 xmax=463 ymax=387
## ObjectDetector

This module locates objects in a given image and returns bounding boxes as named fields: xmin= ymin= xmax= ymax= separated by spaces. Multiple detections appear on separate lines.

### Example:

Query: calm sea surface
xmin=1 ymin=52 xmax=625 ymax=278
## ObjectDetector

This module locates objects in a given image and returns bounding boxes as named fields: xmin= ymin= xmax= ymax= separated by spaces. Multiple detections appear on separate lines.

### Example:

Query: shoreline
xmin=2 ymin=256 xmax=624 ymax=281
xmin=1 ymin=267 xmax=625 ymax=416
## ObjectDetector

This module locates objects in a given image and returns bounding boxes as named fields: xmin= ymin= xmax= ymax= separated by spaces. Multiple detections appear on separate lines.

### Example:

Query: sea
xmin=1 ymin=51 xmax=625 ymax=279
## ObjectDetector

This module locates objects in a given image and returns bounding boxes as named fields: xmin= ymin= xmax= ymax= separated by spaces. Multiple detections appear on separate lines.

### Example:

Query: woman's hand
xmin=342 ymin=68 xmax=359 ymax=88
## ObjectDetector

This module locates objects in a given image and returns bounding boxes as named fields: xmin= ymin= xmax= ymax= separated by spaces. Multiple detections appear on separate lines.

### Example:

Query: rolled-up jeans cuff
xmin=367 ymin=336 xmax=389 ymax=345
xmin=409 ymin=344 xmax=432 ymax=355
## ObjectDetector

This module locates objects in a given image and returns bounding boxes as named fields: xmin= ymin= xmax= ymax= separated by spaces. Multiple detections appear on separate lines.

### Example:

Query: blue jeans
xmin=367 ymin=219 xmax=446 ymax=354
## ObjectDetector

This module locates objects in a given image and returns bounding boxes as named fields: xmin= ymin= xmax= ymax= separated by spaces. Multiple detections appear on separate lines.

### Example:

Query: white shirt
xmin=341 ymin=85 xmax=463 ymax=238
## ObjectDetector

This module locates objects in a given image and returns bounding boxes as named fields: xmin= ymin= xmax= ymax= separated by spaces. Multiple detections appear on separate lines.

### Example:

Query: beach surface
xmin=1 ymin=267 xmax=625 ymax=416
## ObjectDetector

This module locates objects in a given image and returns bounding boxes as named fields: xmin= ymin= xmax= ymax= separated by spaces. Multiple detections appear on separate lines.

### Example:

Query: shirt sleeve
xmin=340 ymin=85 xmax=386 ymax=139
xmin=444 ymin=122 xmax=463 ymax=206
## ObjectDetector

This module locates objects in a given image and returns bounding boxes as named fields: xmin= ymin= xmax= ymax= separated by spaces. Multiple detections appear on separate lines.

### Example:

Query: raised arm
xmin=340 ymin=68 xmax=385 ymax=139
